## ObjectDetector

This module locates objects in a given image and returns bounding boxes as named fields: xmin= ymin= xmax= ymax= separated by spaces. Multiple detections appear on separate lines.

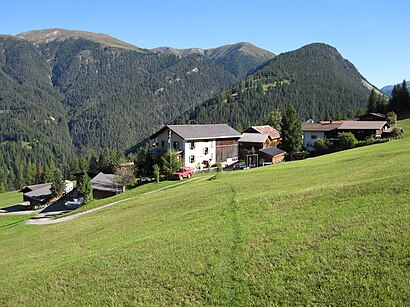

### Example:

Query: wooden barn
xmin=258 ymin=147 xmax=286 ymax=165
xmin=91 ymin=172 xmax=125 ymax=199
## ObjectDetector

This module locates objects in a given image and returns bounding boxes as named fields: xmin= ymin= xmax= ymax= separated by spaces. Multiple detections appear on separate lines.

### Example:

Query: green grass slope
xmin=1 ymin=119 xmax=409 ymax=305
xmin=0 ymin=189 xmax=22 ymax=208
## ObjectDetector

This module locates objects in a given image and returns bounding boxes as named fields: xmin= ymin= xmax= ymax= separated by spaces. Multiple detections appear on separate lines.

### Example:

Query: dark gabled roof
xmin=151 ymin=124 xmax=241 ymax=140
xmin=358 ymin=113 xmax=387 ymax=120
xmin=338 ymin=121 xmax=388 ymax=130
xmin=302 ymin=122 xmax=341 ymax=132
xmin=259 ymin=147 xmax=286 ymax=157
xmin=240 ymin=133 xmax=269 ymax=143
xmin=91 ymin=172 xmax=124 ymax=193
xmin=19 ymin=183 xmax=51 ymax=193
xmin=244 ymin=125 xmax=281 ymax=139
xmin=24 ymin=184 xmax=52 ymax=202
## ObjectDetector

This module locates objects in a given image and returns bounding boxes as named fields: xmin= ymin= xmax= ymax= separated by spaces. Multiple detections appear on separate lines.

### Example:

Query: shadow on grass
xmin=0 ymin=203 xmax=31 ymax=212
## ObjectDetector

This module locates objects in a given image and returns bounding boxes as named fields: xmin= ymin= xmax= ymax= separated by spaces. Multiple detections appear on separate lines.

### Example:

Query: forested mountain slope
xmin=0 ymin=29 xmax=239 ymax=190
xmin=177 ymin=43 xmax=374 ymax=128
xmin=0 ymin=36 xmax=75 ymax=190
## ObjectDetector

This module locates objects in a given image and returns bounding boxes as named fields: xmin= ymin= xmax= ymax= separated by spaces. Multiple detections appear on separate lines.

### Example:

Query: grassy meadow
xmin=0 ymin=119 xmax=409 ymax=305
xmin=0 ymin=189 xmax=23 ymax=208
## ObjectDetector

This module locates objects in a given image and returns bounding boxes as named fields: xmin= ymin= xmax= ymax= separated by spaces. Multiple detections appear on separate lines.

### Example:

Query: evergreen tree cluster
xmin=0 ymin=140 xmax=72 ymax=192
xmin=367 ymin=80 xmax=410 ymax=115
xmin=367 ymin=89 xmax=389 ymax=113
xmin=176 ymin=43 xmax=371 ymax=128
xmin=388 ymin=80 xmax=410 ymax=113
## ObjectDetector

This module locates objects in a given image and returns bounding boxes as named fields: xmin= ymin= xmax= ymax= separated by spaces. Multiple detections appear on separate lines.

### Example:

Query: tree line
xmin=368 ymin=80 xmax=410 ymax=115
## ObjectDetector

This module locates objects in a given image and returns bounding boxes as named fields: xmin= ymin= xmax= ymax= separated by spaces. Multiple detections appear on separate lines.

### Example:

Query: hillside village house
xmin=150 ymin=124 xmax=241 ymax=169
xmin=302 ymin=120 xmax=390 ymax=151
xmin=242 ymin=125 xmax=282 ymax=147
xmin=239 ymin=125 xmax=285 ymax=165
xmin=20 ymin=181 xmax=74 ymax=209
xmin=91 ymin=172 xmax=125 ymax=199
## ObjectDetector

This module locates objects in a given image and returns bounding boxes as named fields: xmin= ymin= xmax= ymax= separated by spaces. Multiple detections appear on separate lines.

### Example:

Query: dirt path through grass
xmin=26 ymin=176 xmax=209 ymax=225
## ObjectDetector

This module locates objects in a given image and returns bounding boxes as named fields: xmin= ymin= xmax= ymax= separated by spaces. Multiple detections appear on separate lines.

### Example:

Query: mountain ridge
xmin=17 ymin=28 xmax=143 ymax=51
xmin=152 ymin=42 xmax=275 ymax=78
xmin=152 ymin=42 xmax=275 ymax=60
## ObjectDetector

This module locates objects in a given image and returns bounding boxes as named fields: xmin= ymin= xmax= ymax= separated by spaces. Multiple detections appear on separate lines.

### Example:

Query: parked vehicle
xmin=172 ymin=167 xmax=193 ymax=180
xmin=65 ymin=197 xmax=84 ymax=209
xmin=233 ymin=161 xmax=247 ymax=170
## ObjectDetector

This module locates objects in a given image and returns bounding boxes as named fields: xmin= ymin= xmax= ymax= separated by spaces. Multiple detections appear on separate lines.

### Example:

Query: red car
xmin=172 ymin=167 xmax=193 ymax=180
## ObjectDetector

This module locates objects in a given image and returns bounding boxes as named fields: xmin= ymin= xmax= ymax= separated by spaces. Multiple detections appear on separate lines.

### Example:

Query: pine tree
xmin=367 ymin=89 xmax=378 ymax=113
xmin=161 ymin=149 xmax=183 ymax=177
xmin=78 ymin=173 xmax=93 ymax=203
xmin=50 ymin=169 xmax=65 ymax=198
xmin=266 ymin=109 xmax=282 ymax=130
xmin=281 ymin=106 xmax=302 ymax=154
xmin=89 ymin=153 xmax=99 ymax=173
xmin=402 ymin=80 xmax=410 ymax=110
xmin=375 ymin=94 xmax=388 ymax=113
xmin=26 ymin=162 xmax=37 ymax=185
xmin=77 ymin=156 xmax=89 ymax=174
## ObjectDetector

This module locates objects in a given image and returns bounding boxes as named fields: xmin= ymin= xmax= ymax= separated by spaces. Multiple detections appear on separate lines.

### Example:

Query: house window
xmin=190 ymin=142 xmax=196 ymax=149
xmin=204 ymin=147 xmax=209 ymax=155
xmin=173 ymin=141 xmax=180 ymax=150
xmin=161 ymin=140 xmax=165 ymax=148
xmin=190 ymin=155 xmax=195 ymax=163
xmin=311 ymin=135 xmax=317 ymax=140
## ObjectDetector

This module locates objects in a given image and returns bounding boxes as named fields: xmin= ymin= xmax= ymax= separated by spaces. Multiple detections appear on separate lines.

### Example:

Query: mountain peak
xmin=16 ymin=28 xmax=140 ymax=51
xmin=205 ymin=42 xmax=275 ymax=60
xmin=152 ymin=42 xmax=275 ymax=78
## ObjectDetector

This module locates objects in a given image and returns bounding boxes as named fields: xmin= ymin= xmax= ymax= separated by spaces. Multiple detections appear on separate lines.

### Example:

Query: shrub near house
xmin=338 ymin=132 xmax=358 ymax=149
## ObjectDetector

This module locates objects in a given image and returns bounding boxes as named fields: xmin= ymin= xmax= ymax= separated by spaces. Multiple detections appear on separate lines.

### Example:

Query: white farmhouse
xmin=301 ymin=122 xmax=341 ymax=151
xmin=150 ymin=124 xmax=241 ymax=169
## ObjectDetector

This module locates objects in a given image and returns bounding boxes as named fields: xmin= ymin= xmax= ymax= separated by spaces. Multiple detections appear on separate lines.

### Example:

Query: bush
xmin=153 ymin=164 xmax=160 ymax=183
xmin=389 ymin=127 xmax=403 ymax=139
xmin=313 ymin=138 xmax=332 ymax=152
xmin=216 ymin=162 xmax=223 ymax=172
xmin=386 ymin=111 xmax=397 ymax=125
xmin=338 ymin=132 xmax=358 ymax=150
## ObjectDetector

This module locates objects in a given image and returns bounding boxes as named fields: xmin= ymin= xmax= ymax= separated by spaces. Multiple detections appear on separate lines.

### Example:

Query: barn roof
xmin=151 ymin=124 xmax=241 ymax=140
xmin=239 ymin=133 xmax=269 ymax=143
xmin=338 ymin=121 xmax=388 ymax=130
xmin=24 ymin=184 xmax=52 ymax=202
xmin=19 ymin=183 xmax=51 ymax=193
xmin=259 ymin=147 xmax=286 ymax=157
xmin=91 ymin=172 xmax=124 ymax=192
xmin=244 ymin=125 xmax=281 ymax=139
xmin=302 ymin=122 xmax=341 ymax=132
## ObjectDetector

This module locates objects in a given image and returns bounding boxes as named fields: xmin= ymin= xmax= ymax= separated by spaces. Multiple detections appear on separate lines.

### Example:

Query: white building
xmin=301 ymin=122 xmax=342 ymax=151
xmin=150 ymin=124 xmax=241 ymax=169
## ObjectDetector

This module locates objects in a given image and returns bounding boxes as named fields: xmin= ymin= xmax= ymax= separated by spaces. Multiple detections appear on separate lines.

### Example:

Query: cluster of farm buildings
xmin=20 ymin=112 xmax=398 ymax=209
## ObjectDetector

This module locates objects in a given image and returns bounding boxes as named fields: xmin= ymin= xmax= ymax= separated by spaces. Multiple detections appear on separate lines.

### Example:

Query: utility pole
xmin=168 ymin=129 xmax=172 ymax=173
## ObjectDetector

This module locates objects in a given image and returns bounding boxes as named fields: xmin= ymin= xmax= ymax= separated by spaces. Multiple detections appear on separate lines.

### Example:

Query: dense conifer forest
xmin=176 ymin=43 xmax=373 ymax=129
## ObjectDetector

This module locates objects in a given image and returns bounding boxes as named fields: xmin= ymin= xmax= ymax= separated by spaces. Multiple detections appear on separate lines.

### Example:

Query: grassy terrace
xmin=0 ymin=119 xmax=409 ymax=305
xmin=0 ymin=189 xmax=22 ymax=208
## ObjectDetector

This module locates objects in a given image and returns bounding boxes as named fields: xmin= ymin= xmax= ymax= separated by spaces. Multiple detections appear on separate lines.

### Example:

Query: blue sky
xmin=2 ymin=0 xmax=408 ymax=88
